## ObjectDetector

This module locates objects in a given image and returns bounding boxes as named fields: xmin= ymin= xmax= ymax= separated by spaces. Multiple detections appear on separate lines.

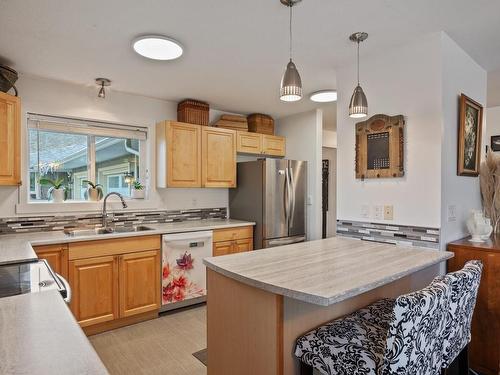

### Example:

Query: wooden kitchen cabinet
xmin=262 ymin=134 xmax=286 ymax=157
xmin=156 ymin=121 xmax=202 ymax=188
xmin=213 ymin=226 xmax=254 ymax=256
xmin=0 ymin=92 xmax=21 ymax=186
xmin=202 ymin=126 xmax=236 ymax=188
xmin=447 ymin=238 xmax=500 ymax=375
xmin=119 ymin=250 xmax=160 ymax=317
xmin=68 ymin=235 xmax=161 ymax=334
xmin=236 ymin=131 xmax=286 ymax=157
xmin=33 ymin=244 xmax=69 ymax=279
xmin=69 ymin=255 xmax=119 ymax=327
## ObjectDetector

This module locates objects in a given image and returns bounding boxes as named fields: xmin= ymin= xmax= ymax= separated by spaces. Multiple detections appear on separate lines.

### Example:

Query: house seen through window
xmin=28 ymin=114 xmax=147 ymax=202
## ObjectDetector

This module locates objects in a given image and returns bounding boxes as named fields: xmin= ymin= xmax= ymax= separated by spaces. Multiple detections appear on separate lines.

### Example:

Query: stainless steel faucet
xmin=102 ymin=192 xmax=128 ymax=228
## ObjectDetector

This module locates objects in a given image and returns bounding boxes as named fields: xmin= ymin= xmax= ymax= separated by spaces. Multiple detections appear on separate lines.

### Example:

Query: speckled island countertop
xmin=0 ymin=219 xmax=255 ymax=265
xmin=203 ymin=236 xmax=453 ymax=306
xmin=0 ymin=290 xmax=109 ymax=375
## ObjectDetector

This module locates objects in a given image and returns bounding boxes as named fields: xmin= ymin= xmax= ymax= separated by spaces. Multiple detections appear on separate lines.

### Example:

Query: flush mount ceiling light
xmin=132 ymin=35 xmax=183 ymax=60
xmin=348 ymin=32 xmax=369 ymax=118
xmin=280 ymin=0 xmax=303 ymax=102
xmin=95 ymin=78 xmax=111 ymax=99
xmin=310 ymin=90 xmax=338 ymax=103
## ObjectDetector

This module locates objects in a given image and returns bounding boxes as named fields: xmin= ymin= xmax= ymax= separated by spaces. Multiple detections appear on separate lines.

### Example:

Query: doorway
xmin=322 ymin=147 xmax=336 ymax=238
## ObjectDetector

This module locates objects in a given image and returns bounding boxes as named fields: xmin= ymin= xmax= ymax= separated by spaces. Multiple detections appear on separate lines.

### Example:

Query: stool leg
xmin=300 ymin=361 xmax=314 ymax=375
xmin=457 ymin=344 xmax=469 ymax=375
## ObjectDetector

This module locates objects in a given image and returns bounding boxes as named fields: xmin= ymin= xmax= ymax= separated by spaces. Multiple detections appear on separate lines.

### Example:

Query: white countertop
xmin=0 ymin=290 xmax=109 ymax=375
xmin=203 ymin=236 xmax=453 ymax=306
xmin=0 ymin=219 xmax=255 ymax=265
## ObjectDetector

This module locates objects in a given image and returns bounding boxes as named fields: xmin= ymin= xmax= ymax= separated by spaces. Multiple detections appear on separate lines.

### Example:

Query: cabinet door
xmin=262 ymin=135 xmax=286 ymax=157
xmin=167 ymin=121 xmax=202 ymax=187
xmin=237 ymin=131 xmax=262 ymax=155
xmin=69 ymin=256 xmax=119 ymax=327
xmin=0 ymin=92 xmax=20 ymax=185
xmin=213 ymin=240 xmax=234 ymax=257
xmin=233 ymin=238 xmax=254 ymax=254
xmin=33 ymin=244 xmax=69 ymax=279
xmin=119 ymin=250 xmax=160 ymax=318
xmin=202 ymin=127 xmax=236 ymax=188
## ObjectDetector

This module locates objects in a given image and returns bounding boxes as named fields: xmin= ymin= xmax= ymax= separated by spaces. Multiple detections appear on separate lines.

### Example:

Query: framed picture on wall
xmin=457 ymin=94 xmax=483 ymax=176
xmin=491 ymin=135 xmax=500 ymax=152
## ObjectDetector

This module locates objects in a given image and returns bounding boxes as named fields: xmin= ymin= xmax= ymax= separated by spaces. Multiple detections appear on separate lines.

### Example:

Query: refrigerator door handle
xmin=284 ymin=167 xmax=290 ymax=225
xmin=266 ymin=236 xmax=306 ymax=247
xmin=289 ymin=167 xmax=296 ymax=229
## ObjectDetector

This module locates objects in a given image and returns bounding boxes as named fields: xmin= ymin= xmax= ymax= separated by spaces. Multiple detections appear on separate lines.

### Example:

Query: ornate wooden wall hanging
xmin=355 ymin=114 xmax=405 ymax=179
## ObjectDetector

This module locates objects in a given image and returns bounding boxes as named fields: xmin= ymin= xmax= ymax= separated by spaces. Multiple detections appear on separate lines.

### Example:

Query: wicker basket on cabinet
xmin=247 ymin=114 xmax=274 ymax=135
xmin=177 ymin=99 xmax=209 ymax=126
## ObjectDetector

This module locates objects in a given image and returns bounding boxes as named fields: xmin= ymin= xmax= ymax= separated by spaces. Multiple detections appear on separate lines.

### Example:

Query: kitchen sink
xmin=64 ymin=225 xmax=153 ymax=237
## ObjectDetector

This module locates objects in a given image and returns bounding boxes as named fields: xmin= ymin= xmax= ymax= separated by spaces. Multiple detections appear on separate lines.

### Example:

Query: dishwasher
xmin=160 ymin=231 xmax=213 ymax=312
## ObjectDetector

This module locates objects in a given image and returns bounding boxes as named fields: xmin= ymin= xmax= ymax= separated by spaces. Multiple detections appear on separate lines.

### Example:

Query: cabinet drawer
xmin=213 ymin=226 xmax=253 ymax=242
xmin=237 ymin=131 xmax=262 ymax=154
xmin=69 ymin=235 xmax=161 ymax=260
xmin=213 ymin=240 xmax=234 ymax=257
xmin=262 ymin=135 xmax=285 ymax=157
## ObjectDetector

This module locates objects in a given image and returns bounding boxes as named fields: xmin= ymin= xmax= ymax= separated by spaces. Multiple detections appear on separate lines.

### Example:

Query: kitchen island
xmin=203 ymin=236 xmax=453 ymax=375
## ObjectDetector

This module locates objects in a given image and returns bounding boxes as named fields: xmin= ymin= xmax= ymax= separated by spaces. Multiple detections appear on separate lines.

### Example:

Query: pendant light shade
xmin=280 ymin=60 xmax=302 ymax=102
xmin=348 ymin=32 xmax=368 ymax=118
xmin=280 ymin=0 xmax=302 ymax=102
xmin=349 ymin=85 xmax=368 ymax=118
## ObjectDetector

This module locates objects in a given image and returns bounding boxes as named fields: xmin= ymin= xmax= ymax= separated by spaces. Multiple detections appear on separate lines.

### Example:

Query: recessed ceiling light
xmin=310 ymin=90 xmax=338 ymax=103
xmin=132 ymin=35 xmax=183 ymax=61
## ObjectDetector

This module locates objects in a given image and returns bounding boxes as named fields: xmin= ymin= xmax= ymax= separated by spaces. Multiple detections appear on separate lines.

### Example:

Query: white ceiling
xmin=1 ymin=0 xmax=500 ymax=118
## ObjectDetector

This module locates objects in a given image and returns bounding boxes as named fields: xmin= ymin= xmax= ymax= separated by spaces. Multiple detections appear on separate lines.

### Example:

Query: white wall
xmin=486 ymin=106 xmax=500 ymax=146
xmin=276 ymin=110 xmax=323 ymax=240
xmin=336 ymin=33 xmax=443 ymax=227
xmin=322 ymin=130 xmax=337 ymax=148
xmin=0 ymin=74 xmax=228 ymax=217
xmin=440 ymin=33 xmax=487 ymax=249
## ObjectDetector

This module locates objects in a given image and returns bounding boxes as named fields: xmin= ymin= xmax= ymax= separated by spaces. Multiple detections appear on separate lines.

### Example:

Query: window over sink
xmin=27 ymin=113 xmax=147 ymax=202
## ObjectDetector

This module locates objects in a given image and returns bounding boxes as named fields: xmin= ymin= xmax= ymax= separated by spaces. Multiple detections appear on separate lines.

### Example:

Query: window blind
xmin=27 ymin=113 xmax=148 ymax=140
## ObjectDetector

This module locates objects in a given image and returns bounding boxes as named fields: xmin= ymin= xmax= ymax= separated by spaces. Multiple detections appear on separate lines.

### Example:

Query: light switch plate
xmin=361 ymin=205 xmax=370 ymax=219
xmin=447 ymin=205 xmax=457 ymax=222
xmin=384 ymin=205 xmax=394 ymax=220
xmin=374 ymin=205 xmax=384 ymax=220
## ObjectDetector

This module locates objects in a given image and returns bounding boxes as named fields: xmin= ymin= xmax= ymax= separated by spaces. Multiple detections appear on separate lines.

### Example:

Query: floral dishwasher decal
xmin=162 ymin=251 xmax=205 ymax=304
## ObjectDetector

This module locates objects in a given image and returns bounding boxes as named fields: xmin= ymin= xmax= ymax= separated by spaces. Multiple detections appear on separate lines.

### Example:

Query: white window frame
xmin=17 ymin=113 xmax=152 ymax=214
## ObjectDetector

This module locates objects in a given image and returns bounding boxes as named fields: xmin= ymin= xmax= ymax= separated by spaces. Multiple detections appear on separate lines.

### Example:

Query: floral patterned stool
xmin=295 ymin=260 xmax=483 ymax=375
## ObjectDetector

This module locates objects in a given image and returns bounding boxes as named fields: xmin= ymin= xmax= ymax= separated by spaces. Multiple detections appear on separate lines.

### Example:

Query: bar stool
xmin=295 ymin=260 xmax=483 ymax=375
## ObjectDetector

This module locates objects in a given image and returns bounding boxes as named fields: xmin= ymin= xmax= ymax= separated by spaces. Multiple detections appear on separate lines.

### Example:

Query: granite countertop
xmin=0 ymin=219 xmax=255 ymax=265
xmin=203 ymin=236 xmax=453 ymax=306
xmin=0 ymin=290 xmax=108 ymax=375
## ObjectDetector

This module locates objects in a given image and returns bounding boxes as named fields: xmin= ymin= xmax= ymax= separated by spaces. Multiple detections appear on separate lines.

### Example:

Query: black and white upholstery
xmin=295 ymin=261 xmax=483 ymax=375
xmin=435 ymin=260 xmax=483 ymax=369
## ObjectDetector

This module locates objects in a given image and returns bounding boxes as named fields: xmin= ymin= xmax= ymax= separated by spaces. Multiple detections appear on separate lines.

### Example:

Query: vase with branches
xmin=480 ymin=152 xmax=500 ymax=234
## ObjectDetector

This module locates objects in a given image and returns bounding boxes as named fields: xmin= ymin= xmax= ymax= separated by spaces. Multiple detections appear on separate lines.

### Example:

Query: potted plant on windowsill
xmin=83 ymin=180 xmax=103 ymax=202
xmin=131 ymin=180 xmax=145 ymax=199
xmin=39 ymin=177 xmax=67 ymax=203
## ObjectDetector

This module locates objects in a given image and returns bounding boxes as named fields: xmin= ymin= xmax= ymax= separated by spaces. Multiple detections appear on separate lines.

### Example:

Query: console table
xmin=447 ymin=237 xmax=500 ymax=375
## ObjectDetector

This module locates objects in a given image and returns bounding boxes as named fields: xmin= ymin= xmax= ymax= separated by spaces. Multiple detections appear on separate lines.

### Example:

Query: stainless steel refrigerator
xmin=229 ymin=159 xmax=307 ymax=249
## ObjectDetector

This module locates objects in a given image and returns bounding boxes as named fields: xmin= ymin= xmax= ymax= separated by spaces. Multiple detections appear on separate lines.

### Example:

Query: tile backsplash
xmin=337 ymin=220 xmax=440 ymax=249
xmin=0 ymin=208 xmax=227 ymax=235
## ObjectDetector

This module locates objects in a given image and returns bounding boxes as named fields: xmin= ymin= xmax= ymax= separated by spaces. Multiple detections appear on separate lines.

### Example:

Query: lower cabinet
xmin=119 ymin=250 xmax=160 ymax=318
xmin=33 ymin=243 xmax=69 ymax=279
xmin=68 ymin=235 xmax=161 ymax=334
xmin=213 ymin=226 xmax=254 ymax=256
xmin=69 ymin=255 xmax=119 ymax=327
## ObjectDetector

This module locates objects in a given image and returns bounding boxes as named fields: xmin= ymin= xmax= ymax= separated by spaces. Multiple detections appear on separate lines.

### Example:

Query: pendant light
xmin=95 ymin=78 xmax=111 ymax=99
xmin=280 ymin=0 xmax=302 ymax=102
xmin=348 ymin=32 xmax=368 ymax=118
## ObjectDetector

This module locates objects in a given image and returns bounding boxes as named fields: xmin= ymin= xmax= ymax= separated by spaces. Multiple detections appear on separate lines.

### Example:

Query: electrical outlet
xmin=192 ymin=198 xmax=197 ymax=207
xmin=448 ymin=205 xmax=457 ymax=222
xmin=361 ymin=205 xmax=370 ymax=219
xmin=374 ymin=205 xmax=384 ymax=220
xmin=307 ymin=195 xmax=313 ymax=206
xmin=384 ymin=205 xmax=394 ymax=220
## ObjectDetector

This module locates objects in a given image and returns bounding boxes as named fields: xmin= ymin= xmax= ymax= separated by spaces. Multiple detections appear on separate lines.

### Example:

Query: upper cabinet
xmin=202 ymin=127 xmax=236 ymax=188
xmin=0 ymin=92 xmax=21 ymax=186
xmin=156 ymin=121 xmax=236 ymax=188
xmin=157 ymin=121 xmax=202 ymax=188
xmin=236 ymin=131 xmax=286 ymax=157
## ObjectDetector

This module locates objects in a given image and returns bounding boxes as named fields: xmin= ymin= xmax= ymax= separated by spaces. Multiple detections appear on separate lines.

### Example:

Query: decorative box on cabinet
xmin=447 ymin=237 xmax=500 ymax=375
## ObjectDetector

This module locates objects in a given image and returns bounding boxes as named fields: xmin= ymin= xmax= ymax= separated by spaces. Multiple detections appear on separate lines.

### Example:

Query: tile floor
xmin=90 ymin=305 xmax=207 ymax=375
